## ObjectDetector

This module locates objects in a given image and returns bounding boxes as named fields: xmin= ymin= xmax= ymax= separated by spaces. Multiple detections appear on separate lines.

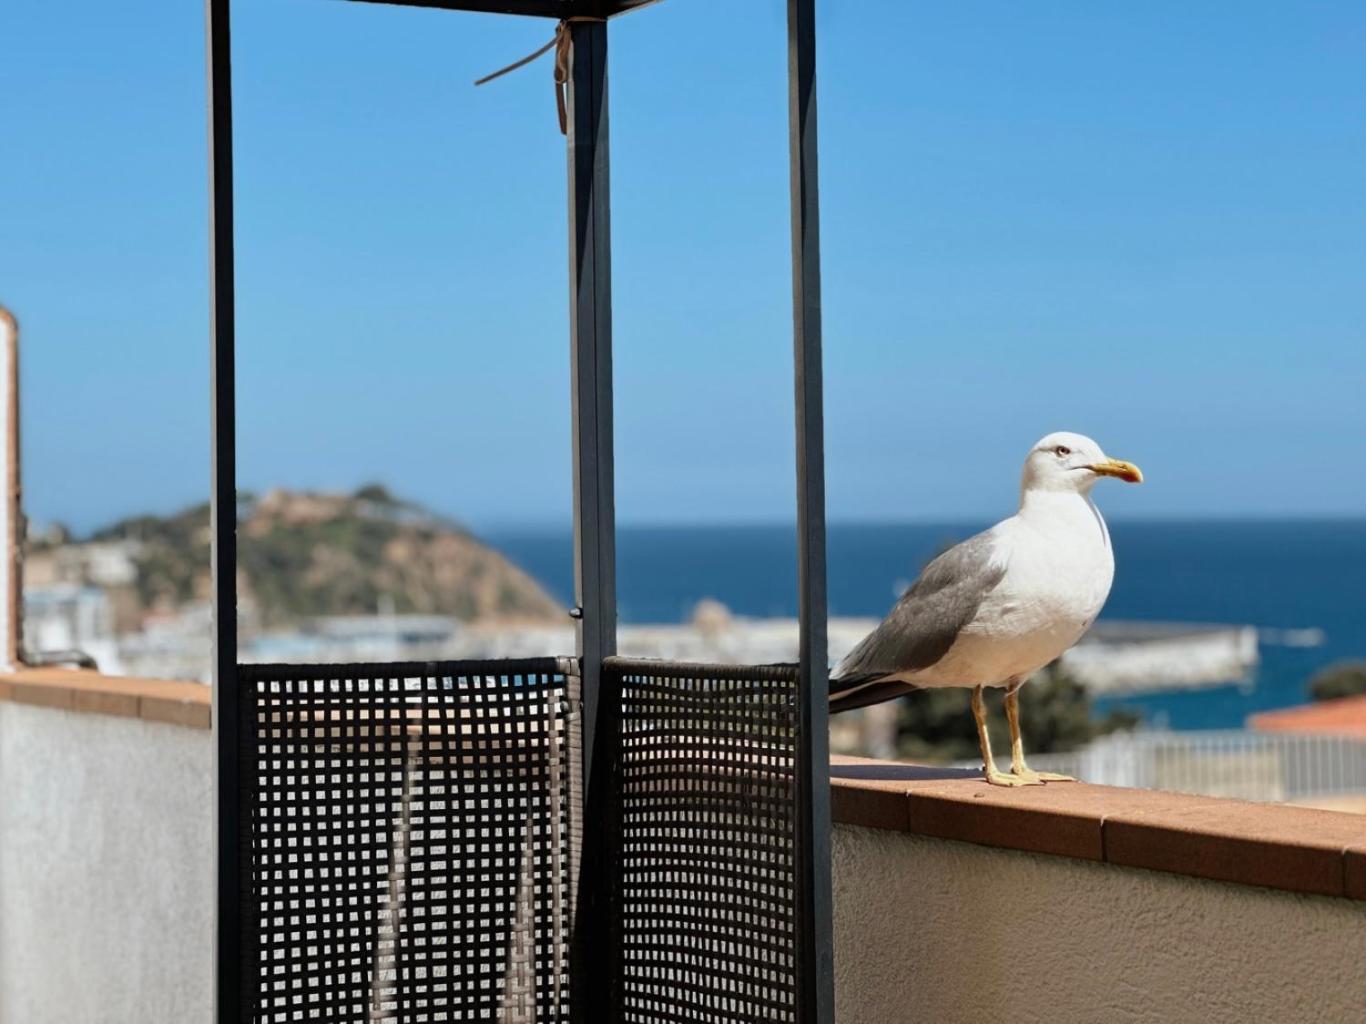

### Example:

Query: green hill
xmin=80 ymin=485 xmax=562 ymax=628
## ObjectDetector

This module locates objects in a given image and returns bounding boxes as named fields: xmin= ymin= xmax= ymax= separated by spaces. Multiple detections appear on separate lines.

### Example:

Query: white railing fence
xmin=977 ymin=730 xmax=1366 ymax=804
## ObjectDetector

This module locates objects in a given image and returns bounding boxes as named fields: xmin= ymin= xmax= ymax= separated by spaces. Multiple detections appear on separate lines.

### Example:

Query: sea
xmin=486 ymin=520 xmax=1366 ymax=732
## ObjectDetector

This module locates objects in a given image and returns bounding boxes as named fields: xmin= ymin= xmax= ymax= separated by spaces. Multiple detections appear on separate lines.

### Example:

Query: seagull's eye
xmin=1054 ymin=445 xmax=1071 ymax=457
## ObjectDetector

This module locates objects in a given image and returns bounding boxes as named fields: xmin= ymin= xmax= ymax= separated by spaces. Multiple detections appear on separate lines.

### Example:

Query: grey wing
xmin=830 ymin=529 xmax=1007 ymax=710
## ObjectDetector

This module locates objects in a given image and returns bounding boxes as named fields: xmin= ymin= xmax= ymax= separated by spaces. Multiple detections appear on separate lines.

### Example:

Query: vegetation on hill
xmin=1309 ymin=662 xmax=1366 ymax=703
xmin=82 ymin=485 xmax=563 ymax=628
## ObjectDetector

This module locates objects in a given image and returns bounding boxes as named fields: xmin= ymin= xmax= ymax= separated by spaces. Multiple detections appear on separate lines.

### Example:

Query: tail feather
xmin=828 ymin=672 xmax=920 ymax=714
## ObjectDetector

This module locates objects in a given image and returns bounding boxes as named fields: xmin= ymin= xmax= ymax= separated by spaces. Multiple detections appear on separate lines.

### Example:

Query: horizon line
xmin=476 ymin=513 xmax=1366 ymax=532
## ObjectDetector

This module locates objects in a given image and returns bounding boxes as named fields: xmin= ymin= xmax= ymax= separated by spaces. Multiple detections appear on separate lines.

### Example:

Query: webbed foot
xmin=1012 ymin=767 xmax=1076 ymax=784
xmin=985 ymin=768 xmax=1045 ymax=787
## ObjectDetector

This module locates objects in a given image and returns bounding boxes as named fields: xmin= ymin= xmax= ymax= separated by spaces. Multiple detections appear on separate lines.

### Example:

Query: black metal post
xmin=567 ymin=16 xmax=616 ymax=690
xmin=565 ymin=18 xmax=617 ymax=1024
xmin=787 ymin=0 xmax=835 ymax=1021
xmin=207 ymin=1 xmax=243 ymax=1021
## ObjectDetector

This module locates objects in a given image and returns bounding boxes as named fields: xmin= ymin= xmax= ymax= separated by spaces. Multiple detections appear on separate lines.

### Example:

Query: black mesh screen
xmin=241 ymin=658 xmax=579 ymax=1023
xmin=605 ymin=659 xmax=801 ymax=1024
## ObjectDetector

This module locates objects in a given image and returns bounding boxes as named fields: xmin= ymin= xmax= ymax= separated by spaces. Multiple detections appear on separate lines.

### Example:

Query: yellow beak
xmin=1089 ymin=459 xmax=1144 ymax=483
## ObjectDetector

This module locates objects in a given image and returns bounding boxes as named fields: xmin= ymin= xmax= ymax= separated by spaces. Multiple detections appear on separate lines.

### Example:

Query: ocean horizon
xmin=484 ymin=518 xmax=1366 ymax=732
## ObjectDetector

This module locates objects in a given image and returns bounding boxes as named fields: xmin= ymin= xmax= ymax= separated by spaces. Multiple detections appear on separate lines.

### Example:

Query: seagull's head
xmin=1022 ymin=431 xmax=1143 ymax=496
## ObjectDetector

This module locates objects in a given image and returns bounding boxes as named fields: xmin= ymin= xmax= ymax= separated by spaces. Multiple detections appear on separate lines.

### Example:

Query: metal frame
xmin=207 ymin=1 xmax=832 ymax=1021
xmin=347 ymin=0 xmax=660 ymax=16
xmin=351 ymin=0 xmax=579 ymax=15
xmin=564 ymin=18 xmax=617 ymax=1023
xmin=787 ymin=2 xmax=835 ymax=1019
xmin=206 ymin=2 xmax=242 ymax=1023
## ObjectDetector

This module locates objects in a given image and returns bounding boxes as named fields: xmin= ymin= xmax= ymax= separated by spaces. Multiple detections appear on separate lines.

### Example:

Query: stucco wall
xmin=834 ymin=823 xmax=1366 ymax=1024
xmin=0 ymin=702 xmax=212 ymax=1023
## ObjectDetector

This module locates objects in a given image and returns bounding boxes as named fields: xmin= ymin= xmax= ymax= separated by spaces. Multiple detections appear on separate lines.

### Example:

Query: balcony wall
xmin=0 ymin=671 xmax=1363 ymax=1023
xmin=834 ymin=825 xmax=1365 ymax=1024
xmin=0 ymin=694 xmax=212 ymax=1023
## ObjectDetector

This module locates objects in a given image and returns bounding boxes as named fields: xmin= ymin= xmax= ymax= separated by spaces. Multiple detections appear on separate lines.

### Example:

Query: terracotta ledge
xmin=0 ymin=667 xmax=209 ymax=729
xmin=831 ymin=754 xmax=1366 ymax=901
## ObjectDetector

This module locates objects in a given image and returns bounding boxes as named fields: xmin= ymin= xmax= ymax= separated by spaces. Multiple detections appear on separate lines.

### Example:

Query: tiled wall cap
xmin=0 ymin=667 xmax=211 ymax=729
xmin=832 ymin=755 xmax=1366 ymax=901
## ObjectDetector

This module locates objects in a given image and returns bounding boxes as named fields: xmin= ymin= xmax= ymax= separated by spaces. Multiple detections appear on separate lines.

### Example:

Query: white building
xmin=22 ymin=584 xmax=120 ymax=671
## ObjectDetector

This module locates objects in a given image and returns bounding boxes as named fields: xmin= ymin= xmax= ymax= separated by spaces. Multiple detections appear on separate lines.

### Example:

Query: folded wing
xmin=829 ymin=529 xmax=1008 ymax=712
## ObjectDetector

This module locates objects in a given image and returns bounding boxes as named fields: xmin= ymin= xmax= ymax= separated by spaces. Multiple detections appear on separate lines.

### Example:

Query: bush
xmin=895 ymin=661 xmax=1138 ymax=762
xmin=1309 ymin=662 xmax=1366 ymax=703
xmin=353 ymin=483 xmax=397 ymax=504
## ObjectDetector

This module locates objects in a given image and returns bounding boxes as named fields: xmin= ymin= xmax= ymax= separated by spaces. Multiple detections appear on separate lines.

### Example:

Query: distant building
xmin=1061 ymin=621 xmax=1259 ymax=694
xmin=247 ymin=615 xmax=463 ymax=665
xmin=24 ymin=539 xmax=141 ymax=588
xmin=1250 ymin=696 xmax=1366 ymax=740
xmin=23 ymin=584 xmax=120 ymax=670
xmin=116 ymin=602 xmax=214 ymax=683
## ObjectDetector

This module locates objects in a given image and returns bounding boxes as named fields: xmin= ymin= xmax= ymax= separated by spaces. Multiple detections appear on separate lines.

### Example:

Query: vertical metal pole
xmin=566 ymin=18 xmax=617 ymax=1024
xmin=207 ymin=1 xmax=243 ymax=1021
xmin=787 ymin=0 xmax=834 ymax=1021
xmin=567 ymin=19 xmax=616 ymax=689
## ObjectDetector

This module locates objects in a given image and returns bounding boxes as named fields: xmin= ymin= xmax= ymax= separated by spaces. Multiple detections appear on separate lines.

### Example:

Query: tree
xmin=1309 ymin=662 xmax=1366 ymax=703
xmin=353 ymin=483 xmax=397 ymax=505
xmin=894 ymin=661 xmax=1139 ymax=762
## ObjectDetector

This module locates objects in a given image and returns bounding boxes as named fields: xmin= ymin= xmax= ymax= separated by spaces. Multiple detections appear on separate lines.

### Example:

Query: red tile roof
xmin=1250 ymin=695 xmax=1366 ymax=739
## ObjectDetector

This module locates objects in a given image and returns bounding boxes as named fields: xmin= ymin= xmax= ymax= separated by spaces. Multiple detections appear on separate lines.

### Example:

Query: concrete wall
xmin=834 ymin=823 xmax=1366 ymax=1024
xmin=0 ymin=702 xmax=212 ymax=1023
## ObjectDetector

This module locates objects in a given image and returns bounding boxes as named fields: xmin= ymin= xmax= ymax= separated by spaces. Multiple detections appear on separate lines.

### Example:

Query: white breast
xmin=916 ymin=493 xmax=1115 ymax=688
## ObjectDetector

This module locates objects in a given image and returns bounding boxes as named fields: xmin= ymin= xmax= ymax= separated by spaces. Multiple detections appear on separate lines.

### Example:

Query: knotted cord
xmin=475 ymin=17 xmax=607 ymax=135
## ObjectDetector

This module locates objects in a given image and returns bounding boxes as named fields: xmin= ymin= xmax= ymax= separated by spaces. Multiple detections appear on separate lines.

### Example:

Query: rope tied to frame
xmin=474 ymin=17 xmax=606 ymax=135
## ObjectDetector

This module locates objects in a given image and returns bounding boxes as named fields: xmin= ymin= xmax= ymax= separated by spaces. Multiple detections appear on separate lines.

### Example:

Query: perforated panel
xmin=606 ymin=659 xmax=801 ymax=1024
xmin=241 ymin=659 xmax=579 ymax=1023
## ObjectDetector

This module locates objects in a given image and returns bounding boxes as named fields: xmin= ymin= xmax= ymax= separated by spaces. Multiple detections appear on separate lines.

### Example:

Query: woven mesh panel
xmin=606 ymin=659 xmax=801 ymax=1024
xmin=241 ymin=659 xmax=579 ymax=1023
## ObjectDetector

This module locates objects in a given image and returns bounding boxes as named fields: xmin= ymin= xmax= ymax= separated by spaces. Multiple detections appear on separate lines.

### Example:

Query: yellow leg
xmin=973 ymin=685 xmax=1041 ymax=787
xmin=1005 ymin=682 xmax=1074 ymax=783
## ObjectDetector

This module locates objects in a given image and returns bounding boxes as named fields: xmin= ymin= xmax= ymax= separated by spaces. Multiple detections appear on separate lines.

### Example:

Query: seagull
xmin=830 ymin=432 xmax=1143 ymax=787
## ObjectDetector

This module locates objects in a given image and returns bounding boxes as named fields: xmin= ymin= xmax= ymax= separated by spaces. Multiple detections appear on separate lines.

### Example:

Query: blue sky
xmin=2 ymin=0 xmax=1364 ymax=533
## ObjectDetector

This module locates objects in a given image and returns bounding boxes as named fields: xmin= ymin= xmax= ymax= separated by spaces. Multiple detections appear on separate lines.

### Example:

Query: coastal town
xmin=23 ymin=489 xmax=1260 ymax=693
xmin=29 ymin=487 xmax=1362 ymax=811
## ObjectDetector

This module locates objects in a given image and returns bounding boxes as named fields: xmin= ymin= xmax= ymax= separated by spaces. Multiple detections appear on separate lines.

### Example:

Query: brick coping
xmin=3 ymin=671 xmax=1362 ymax=900
xmin=0 ymin=666 xmax=209 ymax=728
xmin=832 ymin=755 xmax=1366 ymax=901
